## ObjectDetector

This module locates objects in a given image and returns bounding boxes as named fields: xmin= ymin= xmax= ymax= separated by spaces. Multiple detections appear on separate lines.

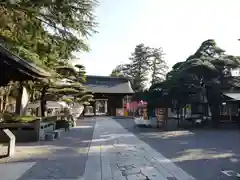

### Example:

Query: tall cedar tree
xmin=129 ymin=44 xmax=150 ymax=92
xmin=149 ymin=47 xmax=168 ymax=86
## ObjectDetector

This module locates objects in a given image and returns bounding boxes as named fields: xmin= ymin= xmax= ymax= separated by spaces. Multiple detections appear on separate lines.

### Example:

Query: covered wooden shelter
xmin=0 ymin=44 xmax=50 ymax=86
xmin=0 ymin=44 xmax=50 ymax=114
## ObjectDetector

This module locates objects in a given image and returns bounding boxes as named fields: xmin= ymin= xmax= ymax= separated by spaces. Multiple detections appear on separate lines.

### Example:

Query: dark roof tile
xmin=85 ymin=75 xmax=134 ymax=94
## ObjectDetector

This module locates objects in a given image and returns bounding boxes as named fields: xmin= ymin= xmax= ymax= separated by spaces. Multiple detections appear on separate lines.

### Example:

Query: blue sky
xmin=73 ymin=0 xmax=240 ymax=76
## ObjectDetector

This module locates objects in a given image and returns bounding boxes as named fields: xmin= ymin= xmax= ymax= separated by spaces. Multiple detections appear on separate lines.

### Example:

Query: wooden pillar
xmin=93 ymin=101 xmax=96 ymax=116
xmin=105 ymin=100 xmax=108 ymax=114
xmin=15 ymin=82 xmax=23 ymax=115
xmin=82 ymin=105 xmax=86 ymax=116
xmin=229 ymin=103 xmax=232 ymax=122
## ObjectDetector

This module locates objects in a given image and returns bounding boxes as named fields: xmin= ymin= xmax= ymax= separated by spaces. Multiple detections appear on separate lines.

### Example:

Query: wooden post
xmin=93 ymin=101 xmax=96 ymax=116
xmin=104 ymin=100 xmax=108 ymax=114
xmin=229 ymin=104 xmax=232 ymax=122
xmin=15 ymin=82 xmax=23 ymax=115
xmin=165 ymin=107 xmax=168 ymax=129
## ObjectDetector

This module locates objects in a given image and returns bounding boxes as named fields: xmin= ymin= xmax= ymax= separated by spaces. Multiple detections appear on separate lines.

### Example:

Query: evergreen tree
xmin=149 ymin=47 xmax=168 ymax=86
xmin=153 ymin=39 xmax=240 ymax=127
xmin=129 ymin=44 xmax=150 ymax=92
xmin=0 ymin=1 xmax=98 ymax=116
xmin=0 ymin=0 xmax=98 ymax=67
xmin=110 ymin=64 xmax=132 ymax=78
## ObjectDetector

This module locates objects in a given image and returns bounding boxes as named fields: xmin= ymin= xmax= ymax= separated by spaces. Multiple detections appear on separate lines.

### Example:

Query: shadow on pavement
xmin=115 ymin=118 xmax=240 ymax=180
xmin=0 ymin=118 xmax=96 ymax=180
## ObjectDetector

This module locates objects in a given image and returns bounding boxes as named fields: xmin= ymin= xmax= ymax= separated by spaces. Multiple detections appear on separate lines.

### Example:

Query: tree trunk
xmin=176 ymin=106 xmax=180 ymax=128
xmin=206 ymin=86 xmax=221 ymax=128
xmin=208 ymin=101 xmax=220 ymax=127
xmin=40 ymin=86 xmax=47 ymax=117
xmin=2 ymin=94 xmax=7 ymax=112
xmin=30 ymin=90 xmax=34 ymax=102
xmin=0 ymin=96 xmax=2 ymax=113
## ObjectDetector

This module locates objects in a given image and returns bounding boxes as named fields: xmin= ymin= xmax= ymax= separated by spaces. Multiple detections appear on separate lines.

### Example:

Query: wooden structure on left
xmin=0 ymin=44 xmax=50 ymax=86
xmin=0 ymin=44 xmax=50 ymax=156
xmin=83 ymin=75 xmax=134 ymax=116
xmin=0 ymin=44 xmax=50 ymax=115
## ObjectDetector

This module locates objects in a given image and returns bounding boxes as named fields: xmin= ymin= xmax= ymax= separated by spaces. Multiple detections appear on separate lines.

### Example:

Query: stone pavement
xmin=84 ymin=117 xmax=195 ymax=180
xmin=0 ymin=118 xmax=95 ymax=180
xmin=117 ymin=118 xmax=240 ymax=180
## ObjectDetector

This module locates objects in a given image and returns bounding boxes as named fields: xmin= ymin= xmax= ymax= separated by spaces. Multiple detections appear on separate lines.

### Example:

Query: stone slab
xmin=0 ymin=162 xmax=36 ymax=180
xmin=83 ymin=118 xmax=196 ymax=180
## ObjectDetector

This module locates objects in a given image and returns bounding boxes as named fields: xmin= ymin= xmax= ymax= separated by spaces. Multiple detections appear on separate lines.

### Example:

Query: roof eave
xmin=0 ymin=44 xmax=51 ymax=78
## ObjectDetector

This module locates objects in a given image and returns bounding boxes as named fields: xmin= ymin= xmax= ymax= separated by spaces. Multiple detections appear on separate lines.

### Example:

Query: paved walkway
xmin=0 ymin=117 xmax=196 ymax=180
xmin=0 ymin=118 xmax=95 ymax=180
xmin=117 ymin=118 xmax=240 ymax=180
xmin=84 ymin=117 xmax=195 ymax=180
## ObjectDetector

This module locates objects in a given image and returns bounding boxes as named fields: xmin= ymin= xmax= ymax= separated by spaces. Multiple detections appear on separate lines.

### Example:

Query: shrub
xmin=1 ymin=112 xmax=15 ymax=123
xmin=42 ymin=116 xmax=58 ymax=122
xmin=14 ymin=116 xmax=37 ymax=123
xmin=2 ymin=114 xmax=37 ymax=123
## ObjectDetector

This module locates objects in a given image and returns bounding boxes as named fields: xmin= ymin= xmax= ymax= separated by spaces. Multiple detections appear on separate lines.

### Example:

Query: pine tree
xmin=129 ymin=44 xmax=150 ymax=92
xmin=0 ymin=1 xmax=98 ymax=116
xmin=160 ymin=39 xmax=240 ymax=127
xmin=47 ymin=62 xmax=93 ymax=105
xmin=110 ymin=64 xmax=132 ymax=78
xmin=149 ymin=47 xmax=168 ymax=86
xmin=0 ymin=0 xmax=98 ymax=68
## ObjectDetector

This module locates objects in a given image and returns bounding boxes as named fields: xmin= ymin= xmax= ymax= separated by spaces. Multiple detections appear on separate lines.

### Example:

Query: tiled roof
xmin=84 ymin=75 xmax=134 ymax=94
xmin=0 ymin=44 xmax=50 ymax=85
xmin=1 ymin=44 xmax=50 ymax=76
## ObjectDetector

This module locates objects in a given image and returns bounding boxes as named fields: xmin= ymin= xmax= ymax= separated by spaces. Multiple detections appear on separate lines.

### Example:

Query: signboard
xmin=116 ymin=108 xmax=124 ymax=116
xmin=155 ymin=108 xmax=165 ymax=121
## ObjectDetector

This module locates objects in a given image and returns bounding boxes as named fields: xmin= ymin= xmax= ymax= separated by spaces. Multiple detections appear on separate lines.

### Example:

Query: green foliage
xmin=2 ymin=113 xmax=37 ymax=123
xmin=110 ymin=64 xmax=132 ymax=78
xmin=110 ymin=44 xmax=167 ymax=92
xmin=129 ymin=44 xmax=151 ymax=92
xmin=14 ymin=115 xmax=37 ymax=123
xmin=41 ymin=116 xmax=58 ymax=122
xmin=46 ymin=62 xmax=93 ymax=105
xmin=0 ymin=0 xmax=98 ymax=70
xmin=149 ymin=47 xmax=168 ymax=86
xmin=154 ymin=39 xmax=240 ymax=126
xmin=0 ymin=1 xmax=98 ymax=116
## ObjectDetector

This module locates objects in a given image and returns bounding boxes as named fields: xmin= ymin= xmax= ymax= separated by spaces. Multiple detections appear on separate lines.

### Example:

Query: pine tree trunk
xmin=2 ymin=94 xmax=7 ymax=112
xmin=0 ymin=96 xmax=2 ymax=113
xmin=206 ymin=86 xmax=221 ymax=128
xmin=208 ymin=102 xmax=220 ymax=127
xmin=40 ymin=86 xmax=47 ymax=117
xmin=176 ymin=106 xmax=180 ymax=128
